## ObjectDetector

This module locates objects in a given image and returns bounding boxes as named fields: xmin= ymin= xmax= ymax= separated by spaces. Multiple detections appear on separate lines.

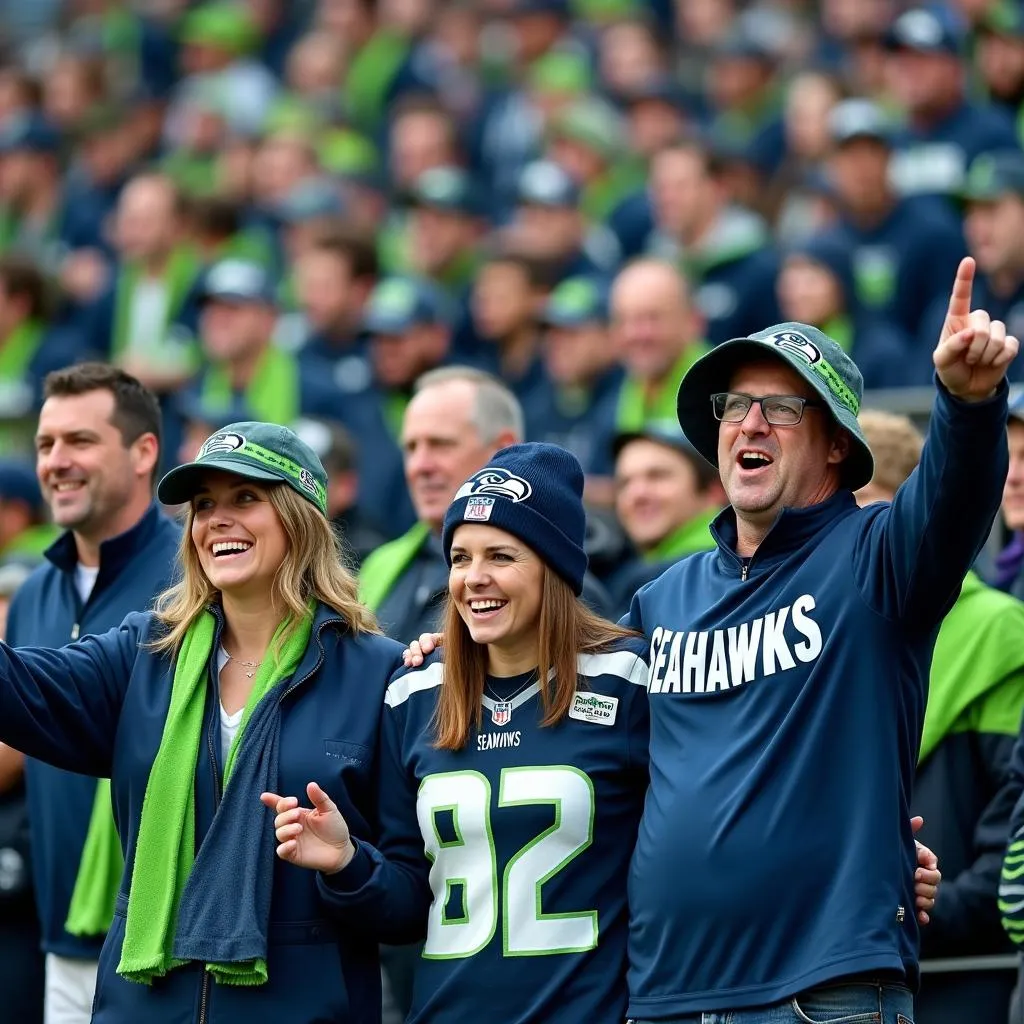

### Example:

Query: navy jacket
xmin=622 ymin=381 xmax=1009 ymax=1016
xmin=9 ymin=504 xmax=180 ymax=961
xmin=0 ymin=603 xmax=405 ymax=1024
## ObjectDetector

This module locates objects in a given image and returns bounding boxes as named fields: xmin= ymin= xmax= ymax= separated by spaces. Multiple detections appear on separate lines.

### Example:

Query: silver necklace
xmin=223 ymin=646 xmax=262 ymax=679
xmin=484 ymin=672 xmax=537 ymax=703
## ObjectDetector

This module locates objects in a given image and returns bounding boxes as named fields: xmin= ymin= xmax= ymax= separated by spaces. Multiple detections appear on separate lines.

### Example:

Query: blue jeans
xmin=630 ymin=980 xmax=914 ymax=1024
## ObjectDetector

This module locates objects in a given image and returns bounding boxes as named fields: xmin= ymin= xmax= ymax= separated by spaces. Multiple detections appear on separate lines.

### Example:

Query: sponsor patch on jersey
xmin=464 ymin=496 xmax=495 ymax=521
xmin=491 ymin=699 xmax=512 ymax=726
xmin=568 ymin=691 xmax=618 ymax=726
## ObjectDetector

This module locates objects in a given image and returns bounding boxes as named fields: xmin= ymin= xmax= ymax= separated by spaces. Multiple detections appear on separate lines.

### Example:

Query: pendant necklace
xmin=223 ymin=647 xmax=262 ymax=679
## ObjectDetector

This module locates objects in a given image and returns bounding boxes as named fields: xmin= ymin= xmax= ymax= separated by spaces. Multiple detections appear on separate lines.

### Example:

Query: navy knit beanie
xmin=442 ymin=442 xmax=588 ymax=595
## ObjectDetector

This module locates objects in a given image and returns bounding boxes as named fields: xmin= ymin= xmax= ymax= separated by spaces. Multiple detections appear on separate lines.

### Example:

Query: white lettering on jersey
xmin=477 ymin=731 xmax=522 ymax=751
xmin=647 ymin=594 xmax=823 ymax=695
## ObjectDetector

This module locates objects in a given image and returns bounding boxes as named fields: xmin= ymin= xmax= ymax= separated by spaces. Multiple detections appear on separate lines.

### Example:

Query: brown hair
xmin=43 ymin=362 xmax=162 ymax=481
xmin=857 ymin=409 xmax=923 ymax=494
xmin=0 ymin=254 xmax=50 ymax=321
xmin=432 ymin=566 xmax=638 ymax=750
xmin=309 ymin=223 xmax=379 ymax=280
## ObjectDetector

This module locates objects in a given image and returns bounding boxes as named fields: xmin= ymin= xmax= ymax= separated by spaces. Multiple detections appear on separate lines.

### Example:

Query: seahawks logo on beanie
xmin=454 ymin=468 xmax=533 ymax=504
xmin=198 ymin=431 xmax=245 ymax=459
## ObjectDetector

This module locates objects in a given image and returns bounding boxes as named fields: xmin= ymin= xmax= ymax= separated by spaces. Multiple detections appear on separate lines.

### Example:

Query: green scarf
xmin=113 ymin=607 xmax=313 ymax=985
xmin=0 ymin=319 xmax=43 ymax=381
xmin=201 ymin=346 xmax=300 ymax=426
xmin=359 ymin=521 xmax=431 ymax=611
xmin=112 ymin=246 xmax=202 ymax=361
xmin=615 ymin=345 xmax=710 ymax=432
xmin=344 ymin=30 xmax=411 ymax=131
xmin=643 ymin=507 xmax=719 ymax=564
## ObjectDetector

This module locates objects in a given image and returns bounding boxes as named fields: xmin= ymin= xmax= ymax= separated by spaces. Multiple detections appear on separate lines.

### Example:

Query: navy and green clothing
xmin=833 ymin=196 xmax=966 ymax=338
xmin=522 ymin=367 xmax=623 ymax=476
xmin=913 ymin=572 xmax=1024 ymax=1024
xmin=8 ymin=504 xmax=180 ymax=962
xmin=623 ymin=380 xmax=1009 ymax=1016
xmin=0 ymin=601 xmax=405 ymax=1024
xmin=889 ymin=101 xmax=1019 ymax=201
xmin=319 ymin=642 xmax=651 ymax=1023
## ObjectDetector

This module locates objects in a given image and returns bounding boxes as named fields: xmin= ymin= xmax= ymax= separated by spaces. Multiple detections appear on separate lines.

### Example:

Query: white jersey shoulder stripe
xmin=385 ymin=660 xmax=444 ymax=708
xmin=576 ymin=649 xmax=648 ymax=687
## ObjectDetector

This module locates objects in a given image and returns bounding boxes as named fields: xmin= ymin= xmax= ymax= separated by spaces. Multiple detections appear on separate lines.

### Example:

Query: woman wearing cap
xmin=0 ymin=420 xmax=405 ymax=1023
xmin=264 ymin=442 xmax=652 ymax=1023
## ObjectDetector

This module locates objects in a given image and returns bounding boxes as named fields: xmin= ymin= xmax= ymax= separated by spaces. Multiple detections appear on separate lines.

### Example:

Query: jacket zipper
xmin=740 ymin=560 xmax=749 ymax=581
xmin=195 ymin=616 xmax=336 ymax=1024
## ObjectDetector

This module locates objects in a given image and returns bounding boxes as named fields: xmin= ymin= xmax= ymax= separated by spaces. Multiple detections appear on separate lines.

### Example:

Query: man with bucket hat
xmin=623 ymin=257 xmax=1017 ymax=1024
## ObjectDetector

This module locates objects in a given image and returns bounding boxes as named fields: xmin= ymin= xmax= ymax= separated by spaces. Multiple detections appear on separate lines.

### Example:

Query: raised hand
xmin=260 ymin=782 xmax=355 ymax=874
xmin=402 ymin=632 xmax=444 ymax=667
xmin=934 ymin=257 xmax=1019 ymax=401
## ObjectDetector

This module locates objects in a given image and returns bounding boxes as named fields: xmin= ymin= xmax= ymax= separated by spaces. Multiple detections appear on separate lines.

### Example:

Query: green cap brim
xmin=157 ymin=457 xmax=285 ymax=506
xmin=675 ymin=338 xmax=874 ymax=491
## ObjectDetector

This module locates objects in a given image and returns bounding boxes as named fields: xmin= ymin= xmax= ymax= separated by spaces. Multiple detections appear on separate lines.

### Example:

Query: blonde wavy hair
xmin=151 ymin=482 xmax=379 ymax=654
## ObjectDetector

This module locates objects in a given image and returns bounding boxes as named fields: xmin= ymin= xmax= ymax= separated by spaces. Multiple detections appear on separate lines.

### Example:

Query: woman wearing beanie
xmin=265 ymin=442 xmax=652 ymax=1023
xmin=0 ymin=421 xmax=405 ymax=1024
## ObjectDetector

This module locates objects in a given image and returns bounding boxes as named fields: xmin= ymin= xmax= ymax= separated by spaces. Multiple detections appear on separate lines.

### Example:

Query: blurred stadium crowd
xmin=2 ymin=0 xmax=1024 ymax=1021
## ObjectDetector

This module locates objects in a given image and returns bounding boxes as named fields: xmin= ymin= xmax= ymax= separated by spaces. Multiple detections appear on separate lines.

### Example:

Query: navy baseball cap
xmin=885 ymin=7 xmax=964 ymax=55
xmin=199 ymin=259 xmax=276 ymax=305
xmin=1009 ymin=389 xmax=1024 ymax=424
xmin=0 ymin=114 xmax=60 ymax=155
xmin=828 ymin=99 xmax=894 ymax=147
xmin=0 ymin=461 xmax=42 ymax=509
xmin=541 ymin=276 xmax=608 ymax=327
xmin=613 ymin=422 xmax=710 ymax=464
xmin=516 ymin=160 xmax=580 ymax=208
xmin=158 ymin=421 xmax=328 ymax=515
xmin=960 ymin=150 xmax=1024 ymax=203
xmin=406 ymin=166 xmax=482 ymax=217
xmin=276 ymin=177 xmax=346 ymax=224
xmin=364 ymin=277 xmax=446 ymax=334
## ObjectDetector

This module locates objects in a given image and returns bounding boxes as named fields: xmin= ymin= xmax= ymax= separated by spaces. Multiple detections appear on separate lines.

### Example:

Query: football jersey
xmin=326 ymin=639 xmax=649 ymax=1024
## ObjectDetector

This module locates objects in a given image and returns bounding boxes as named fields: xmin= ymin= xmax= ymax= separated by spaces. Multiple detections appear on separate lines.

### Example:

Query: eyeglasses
xmin=711 ymin=392 xmax=825 ymax=426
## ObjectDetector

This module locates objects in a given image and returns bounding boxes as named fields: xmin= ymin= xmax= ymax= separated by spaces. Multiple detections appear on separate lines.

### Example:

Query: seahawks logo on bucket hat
xmin=454 ymin=468 xmax=533 ymax=503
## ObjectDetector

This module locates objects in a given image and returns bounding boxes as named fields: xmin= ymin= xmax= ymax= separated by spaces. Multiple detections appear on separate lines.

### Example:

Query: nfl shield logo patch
xmin=464 ymin=496 xmax=495 ymax=521
xmin=491 ymin=701 xmax=512 ymax=726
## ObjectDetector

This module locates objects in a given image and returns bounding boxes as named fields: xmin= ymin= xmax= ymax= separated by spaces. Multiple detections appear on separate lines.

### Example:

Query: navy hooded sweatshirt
xmin=622 ymin=380 xmax=1009 ymax=1017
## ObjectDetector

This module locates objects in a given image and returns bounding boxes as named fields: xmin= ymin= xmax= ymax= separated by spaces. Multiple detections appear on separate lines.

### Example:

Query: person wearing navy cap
xmin=920 ymin=150 xmax=1024 ymax=387
xmin=523 ymin=273 xmax=623 ymax=488
xmin=265 ymin=441 xmax=653 ymax=1024
xmin=0 ymin=113 xmax=70 ymax=273
xmin=0 ymin=415 xmax=407 ymax=1024
xmin=885 ymin=5 xmax=1019 ymax=201
xmin=0 ymin=459 xmax=58 ymax=563
xmin=503 ymin=159 xmax=621 ymax=282
xmin=825 ymin=97 xmax=967 ymax=339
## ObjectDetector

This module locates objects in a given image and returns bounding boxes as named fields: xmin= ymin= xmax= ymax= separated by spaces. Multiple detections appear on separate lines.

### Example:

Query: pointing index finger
xmin=947 ymin=256 xmax=976 ymax=320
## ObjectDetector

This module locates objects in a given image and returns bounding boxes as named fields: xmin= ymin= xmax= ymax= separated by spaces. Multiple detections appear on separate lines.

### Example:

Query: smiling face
xmin=717 ymin=358 xmax=848 ymax=542
xmin=36 ymin=388 xmax=154 ymax=539
xmin=190 ymin=471 xmax=289 ymax=599
xmin=449 ymin=523 xmax=544 ymax=675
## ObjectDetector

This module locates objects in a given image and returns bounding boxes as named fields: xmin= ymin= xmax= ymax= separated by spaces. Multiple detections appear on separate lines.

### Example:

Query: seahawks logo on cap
xmin=298 ymin=468 xmax=318 ymax=495
xmin=198 ymin=431 xmax=245 ymax=459
xmin=454 ymin=468 xmax=533 ymax=503
xmin=763 ymin=330 xmax=822 ymax=365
